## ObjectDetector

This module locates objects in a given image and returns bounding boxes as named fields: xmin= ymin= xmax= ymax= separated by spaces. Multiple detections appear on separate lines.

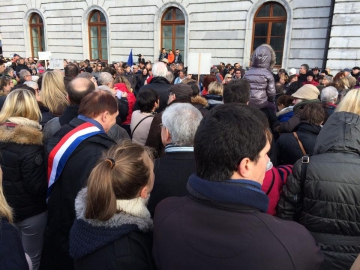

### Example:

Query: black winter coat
xmin=0 ymin=219 xmax=29 ymax=269
xmin=148 ymin=150 xmax=196 ymax=216
xmin=154 ymin=193 xmax=323 ymax=270
xmin=70 ymin=188 xmax=155 ymax=270
xmin=277 ymin=112 xmax=360 ymax=270
xmin=276 ymin=122 xmax=321 ymax=165
xmin=138 ymin=77 xmax=171 ymax=113
xmin=0 ymin=120 xmax=47 ymax=223
xmin=41 ymin=118 xmax=116 ymax=270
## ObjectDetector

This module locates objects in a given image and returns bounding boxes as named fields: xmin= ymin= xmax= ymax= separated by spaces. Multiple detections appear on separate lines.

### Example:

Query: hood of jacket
xmin=250 ymin=44 xmax=276 ymax=70
xmin=276 ymin=106 xmax=294 ymax=117
xmin=192 ymin=95 xmax=208 ymax=105
xmin=149 ymin=76 xmax=170 ymax=85
xmin=0 ymin=117 xmax=43 ymax=145
xmin=70 ymin=188 xmax=153 ymax=259
xmin=313 ymin=112 xmax=360 ymax=155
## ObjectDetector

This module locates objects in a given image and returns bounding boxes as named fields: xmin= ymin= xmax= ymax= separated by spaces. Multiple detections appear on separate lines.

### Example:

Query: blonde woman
xmin=0 ymin=167 xmax=31 ymax=269
xmin=0 ymin=89 xmax=47 ymax=270
xmin=39 ymin=71 xmax=69 ymax=116
xmin=204 ymin=81 xmax=224 ymax=109
xmin=69 ymin=141 xmax=155 ymax=269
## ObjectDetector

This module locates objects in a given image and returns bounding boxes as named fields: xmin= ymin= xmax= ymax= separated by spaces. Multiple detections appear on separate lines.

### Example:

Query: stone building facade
xmin=0 ymin=0 xmax=355 ymax=71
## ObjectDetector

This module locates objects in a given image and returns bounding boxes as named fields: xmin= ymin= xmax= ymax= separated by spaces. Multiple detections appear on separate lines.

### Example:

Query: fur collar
xmin=0 ymin=117 xmax=43 ymax=145
xmin=191 ymin=95 xmax=208 ymax=107
xmin=75 ymin=188 xmax=153 ymax=232
xmin=276 ymin=106 xmax=293 ymax=117
xmin=70 ymin=188 xmax=153 ymax=259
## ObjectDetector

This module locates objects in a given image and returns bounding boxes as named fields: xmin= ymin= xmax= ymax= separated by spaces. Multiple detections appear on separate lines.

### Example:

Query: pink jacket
xmin=262 ymin=165 xmax=293 ymax=215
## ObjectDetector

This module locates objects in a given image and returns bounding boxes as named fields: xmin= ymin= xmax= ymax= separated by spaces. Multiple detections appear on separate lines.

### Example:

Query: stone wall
xmin=327 ymin=0 xmax=360 ymax=71
xmin=0 ymin=0 xmax=337 ymax=70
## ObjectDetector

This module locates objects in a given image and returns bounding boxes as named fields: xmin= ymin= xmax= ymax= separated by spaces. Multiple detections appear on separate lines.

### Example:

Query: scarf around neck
xmin=187 ymin=174 xmax=269 ymax=213
xmin=70 ymin=188 xmax=153 ymax=259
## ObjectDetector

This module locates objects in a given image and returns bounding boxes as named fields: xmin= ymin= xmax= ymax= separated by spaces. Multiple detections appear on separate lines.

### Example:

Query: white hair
xmin=98 ymin=72 xmax=113 ymax=86
xmin=162 ymin=103 xmax=203 ymax=146
xmin=166 ymin=71 xmax=174 ymax=83
xmin=97 ymin=85 xmax=112 ymax=94
xmin=23 ymin=81 xmax=38 ymax=89
xmin=19 ymin=69 xmax=30 ymax=80
xmin=321 ymin=86 xmax=338 ymax=103
xmin=152 ymin=62 xmax=168 ymax=78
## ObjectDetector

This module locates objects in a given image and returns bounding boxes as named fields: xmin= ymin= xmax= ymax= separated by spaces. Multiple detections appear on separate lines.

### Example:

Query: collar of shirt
xmin=77 ymin=114 xmax=105 ymax=132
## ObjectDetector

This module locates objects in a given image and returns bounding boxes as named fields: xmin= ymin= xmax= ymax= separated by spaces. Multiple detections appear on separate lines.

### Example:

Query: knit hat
xmin=353 ymin=67 xmax=360 ymax=71
xmin=289 ymin=68 xmax=297 ymax=76
xmin=306 ymin=71 xmax=314 ymax=77
xmin=168 ymin=84 xmax=192 ymax=98
xmin=292 ymin=84 xmax=320 ymax=100
xmin=342 ymin=68 xmax=351 ymax=72
xmin=161 ymin=58 xmax=168 ymax=63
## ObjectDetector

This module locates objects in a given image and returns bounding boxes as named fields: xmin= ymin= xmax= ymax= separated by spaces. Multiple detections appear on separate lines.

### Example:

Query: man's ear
xmin=238 ymin=157 xmax=252 ymax=179
xmin=161 ymin=127 xmax=172 ymax=146
xmin=100 ymin=111 xmax=109 ymax=123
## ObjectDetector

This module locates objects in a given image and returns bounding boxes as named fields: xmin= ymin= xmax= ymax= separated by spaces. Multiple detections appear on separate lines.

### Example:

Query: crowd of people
xmin=0 ymin=43 xmax=360 ymax=270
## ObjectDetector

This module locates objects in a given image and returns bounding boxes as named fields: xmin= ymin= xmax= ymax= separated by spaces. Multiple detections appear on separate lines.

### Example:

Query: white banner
xmin=49 ymin=58 xmax=64 ymax=69
xmin=187 ymin=53 xmax=212 ymax=75
xmin=38 ymin=51 xmax=51 ymax=60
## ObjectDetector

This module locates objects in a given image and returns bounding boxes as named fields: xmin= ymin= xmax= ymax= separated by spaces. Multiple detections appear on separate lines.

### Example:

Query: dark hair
xmin=301 ymin=64 xmax=309 ymax=71
xmin=67 ymin=77 xmax=95 ymax=105
xmin=194 ymin=104 xmax=267 ymax=181
xmin=0 ymin=76 xmax=11 ymax=91
xmin=85 ymin=140 xmax=153 ymax=221
xmin=234 ymin=69 xmax=242 ymax=74
xmin=276 ymin=95 xmax=294 ymax=107
xmin=202 ymin=75 xmax=217 ymax=90
xmin=223 ymin=79 xmax=250 ymax=104
xmin=64 ymin=63 xmax=79 ymax=78
xmin=137 ymin=88 xmax=159 ymax=113
xmin=79 ymin=89 xmax=118 ymax=118
xmin=285 ymin=81 xmax=301 ymax=96
xmin=187 ymin=80 xmax=200 ymax=97
xmin=102 ymin=67 xmax=116 ymax=77
xmin=300 ymin=103 xmax=325 ymax=125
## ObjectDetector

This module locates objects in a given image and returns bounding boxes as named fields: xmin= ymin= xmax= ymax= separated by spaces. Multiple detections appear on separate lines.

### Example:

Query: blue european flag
xmin=127 ymin=49 xmax=133 ymax=67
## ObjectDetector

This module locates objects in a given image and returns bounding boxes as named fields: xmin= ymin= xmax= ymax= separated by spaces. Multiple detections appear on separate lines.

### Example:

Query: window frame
xmin=88 ymin=10 xmax=107 ymax=61
xmin=29 ymin=13 xmax=44 ymax=58
xmin=252 ymin=2 xmax=287 ymax=67
xmin=161 ymin=7 xmax=185 ymax=54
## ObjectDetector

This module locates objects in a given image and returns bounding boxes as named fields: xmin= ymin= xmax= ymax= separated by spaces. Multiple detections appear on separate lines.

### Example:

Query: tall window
xmin=29 ymin=13 xmax=45 ymax=57
xmin=161 ymin=7 xmax=185 ymax=55
xmin=252 ymin=2 xmax=287 ymax=66
xmin=88 ymin=10 xmax=107 ymax=61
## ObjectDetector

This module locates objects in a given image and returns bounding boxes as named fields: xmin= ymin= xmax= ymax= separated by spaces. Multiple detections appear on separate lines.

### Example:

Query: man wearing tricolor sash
xmin=40 ymin=90 xmax=118 ymax=270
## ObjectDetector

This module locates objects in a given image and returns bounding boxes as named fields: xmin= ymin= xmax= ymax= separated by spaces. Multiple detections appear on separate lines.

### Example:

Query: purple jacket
xmin=244 ymin=44 xmax=276 ymax=109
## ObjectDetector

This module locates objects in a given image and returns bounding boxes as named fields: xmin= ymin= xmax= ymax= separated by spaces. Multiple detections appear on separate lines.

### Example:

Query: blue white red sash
xmin=47 ymin=122 xmax=105 ymax=198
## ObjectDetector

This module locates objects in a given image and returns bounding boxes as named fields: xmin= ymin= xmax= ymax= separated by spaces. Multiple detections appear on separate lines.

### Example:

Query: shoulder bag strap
xmin=266 ymin=170 xmax=275 ymax=195
xmin=293 ymin=132 xmax=307 ymax=156
xmin=131 ymin=115 xmax=154 ymax=138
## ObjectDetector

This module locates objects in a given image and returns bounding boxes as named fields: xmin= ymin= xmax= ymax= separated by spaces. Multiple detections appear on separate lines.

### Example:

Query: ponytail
xmin=84 ymin=140 xmax=154 ymax=221
xmin=85 ymin=161 xmax=117 ymax=221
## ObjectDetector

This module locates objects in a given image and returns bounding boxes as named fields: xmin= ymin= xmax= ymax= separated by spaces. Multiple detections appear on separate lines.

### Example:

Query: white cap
xmin=289 ymin=68 xmax=297 ymax=76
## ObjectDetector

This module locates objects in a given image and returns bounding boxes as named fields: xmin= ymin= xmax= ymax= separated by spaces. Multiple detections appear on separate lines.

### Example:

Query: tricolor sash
xmin=47 ymin=122 xmax=105 ymax=199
